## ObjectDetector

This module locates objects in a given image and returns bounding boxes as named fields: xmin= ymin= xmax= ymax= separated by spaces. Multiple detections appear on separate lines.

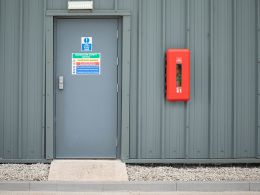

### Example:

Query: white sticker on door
xmin=72 ymin=53 xmax=101 ymax=75
xmin=81 ymin=37 xmax=92 ymax=52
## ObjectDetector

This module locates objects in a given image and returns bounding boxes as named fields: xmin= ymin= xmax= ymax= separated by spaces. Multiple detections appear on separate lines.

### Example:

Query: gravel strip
xmin=127 ymin=165 xmax=260 ymax=182
xmin=0 ymin=164 xmax=50 ymax=181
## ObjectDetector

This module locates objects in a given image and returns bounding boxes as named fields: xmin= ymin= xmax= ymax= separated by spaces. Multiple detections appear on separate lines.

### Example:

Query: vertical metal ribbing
xmin=114 ymin=0 xmax=118 ymax=11
xmin=209 ymin=0 xmax=214 ymax=158
xmin=137 ymin=0 xmax=142 ymax=159
xmin=256 ymin=0 xmax=259 ymax=158
xmin=1 ymin=0 xmax=6 ymax=159
xmin=232 ymin=0 xmax=237 ymax=158
xmin=161 ymin=0 xmax=166 ymax=159
xmin=18 ymin=0 xmax=23 ymax=159
xmin=185 ymin=0 xmax=190 ymax=158
xmin=42 ymin=0 xmax=47 ymax=159
xmin=0 ymin=0 xmax=2 ymax=159
xmin=45 ymin=16 xmax=54 ymax=160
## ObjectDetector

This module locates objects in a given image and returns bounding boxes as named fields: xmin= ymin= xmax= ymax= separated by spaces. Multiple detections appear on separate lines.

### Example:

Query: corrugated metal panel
xmin=235 ymin=0 xmax=256 ymax=158
xmin=139 ymin=0 xmax=162 ymax=158
xmin=93 ymin=0 xmax=115 ymax=10
xmin=0 ymin=0 xmax=44 ymax=160
xmin=118 ymin=0 xmax=139 ymax=159
xmin=0 ymin=0 xmax=20 ymax=159
xmin=164 ymin=0 xmax=186 ymax=159
xmin=20 ymin=0 xmax=44 ymax=159
xmin=47 ymin=0 xmax=67 ymax=10
xmin=210 ymin=0 xmax=233 ymax=158
xmin=187 ymin=0 xmax=210 ymax=158
xmin=47 ymin=0 xmax=115 ymax=10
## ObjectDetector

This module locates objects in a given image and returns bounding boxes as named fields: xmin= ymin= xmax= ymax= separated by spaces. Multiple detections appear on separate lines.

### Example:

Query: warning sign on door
xmin=81 ymin=37 xmax=92 ymax=52
xmin=72 ymin=53 xmax=101 ymax=75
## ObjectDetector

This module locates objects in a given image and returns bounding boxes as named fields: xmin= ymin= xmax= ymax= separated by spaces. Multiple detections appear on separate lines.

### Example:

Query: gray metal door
xmin=55 ymin=19 xmax=118 ymax=158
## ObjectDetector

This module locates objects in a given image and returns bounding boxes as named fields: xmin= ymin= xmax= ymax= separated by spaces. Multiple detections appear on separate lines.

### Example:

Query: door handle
xmin=59 ymin=75 xmax=64 ymax=90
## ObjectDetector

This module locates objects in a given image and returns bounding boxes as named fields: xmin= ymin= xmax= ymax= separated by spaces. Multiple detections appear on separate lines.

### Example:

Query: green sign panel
xmin=72 ymin=53 xmax=100 ymax=59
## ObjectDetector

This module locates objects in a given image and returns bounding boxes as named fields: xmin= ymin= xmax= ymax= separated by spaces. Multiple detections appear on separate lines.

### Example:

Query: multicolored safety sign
xmin=72 ymin=53 xmax=101 ymax=75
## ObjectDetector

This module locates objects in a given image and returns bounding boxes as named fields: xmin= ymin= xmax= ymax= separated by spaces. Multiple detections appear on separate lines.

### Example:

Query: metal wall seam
xmin=137 ymin=0 xmax=142 ymax=159
xmin=42 ymin=0 xmax=47 ymax=159
xmin=0 ymin=0 xmax=1 ymax=159
xmin=160 ymin=0 xmax=166 ymax=159
xmin=255 ymin=0 xmax=260 ymax=158
xmin=232 ymin=0 xmax=237 ymax=158
xmin=18 ymin=0 xmax=23 ymax=159
xmin=209 ymin=0 xmax=213 ymax=159
xmin=0 ymin=0 xmax=5 ymax=159
xmin=185 ymin=0 xmax=190 ymax=159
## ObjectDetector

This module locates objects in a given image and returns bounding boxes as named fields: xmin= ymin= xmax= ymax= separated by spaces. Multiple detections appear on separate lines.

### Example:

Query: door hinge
xmin=117 ymin=57 xmax=119 ymax=66
xmin=116 ymin=139 xmax=118 ymax=147
xmin=117 ymin=30 xmax=119 ymax=39
xmin=117 ymin=84 xmax=119 ymax=93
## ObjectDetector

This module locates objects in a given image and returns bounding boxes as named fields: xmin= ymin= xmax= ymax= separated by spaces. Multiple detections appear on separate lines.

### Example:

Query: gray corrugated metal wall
xmin=0 ymin=0 xmax=44 ymax=160
xmin=0 ymin=0 xmax=259 ymax=161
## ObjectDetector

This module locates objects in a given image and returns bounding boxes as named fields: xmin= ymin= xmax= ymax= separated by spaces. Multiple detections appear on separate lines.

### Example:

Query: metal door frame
xmin=54 ymin=18 xmax=120 ymax=158
xmin=45 ymin=10 xmax=131 ymax=161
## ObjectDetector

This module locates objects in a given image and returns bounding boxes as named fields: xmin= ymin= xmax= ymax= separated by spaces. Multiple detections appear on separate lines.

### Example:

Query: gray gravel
xmin=127 ymin=165 xmax=260 ymax=181
xmin=0 ymin=164 xmax=50 ymax=181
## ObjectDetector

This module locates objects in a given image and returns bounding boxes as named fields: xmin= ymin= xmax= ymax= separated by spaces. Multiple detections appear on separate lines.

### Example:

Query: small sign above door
xmin=72 ymin=53 xmax=101 ymax=75
xmin=81 ymin=36 xmax=92 ymax=52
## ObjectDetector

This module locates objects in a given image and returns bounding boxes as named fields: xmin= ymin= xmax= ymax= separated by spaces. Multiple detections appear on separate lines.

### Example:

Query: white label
xmin=68 ymin=1 xmax=93 ymax=10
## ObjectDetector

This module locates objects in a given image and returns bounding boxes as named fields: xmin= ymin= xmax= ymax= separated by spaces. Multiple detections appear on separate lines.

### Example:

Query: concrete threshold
xmin=0 ymin=181 xmax=259 ymax=192
xmin=48 ymin=160 xmax=128 ymax=182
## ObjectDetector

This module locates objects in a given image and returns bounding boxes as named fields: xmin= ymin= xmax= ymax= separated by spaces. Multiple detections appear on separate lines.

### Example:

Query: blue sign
xmin=76 ymin=66 xmax=100 ymax=75
xmin=81 ymin=36 xmax=92 ymax=52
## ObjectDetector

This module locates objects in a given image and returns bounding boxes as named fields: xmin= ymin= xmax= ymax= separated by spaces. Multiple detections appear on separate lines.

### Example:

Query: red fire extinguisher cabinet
xmin=166 ymin=49 xmax=190 ymax=101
